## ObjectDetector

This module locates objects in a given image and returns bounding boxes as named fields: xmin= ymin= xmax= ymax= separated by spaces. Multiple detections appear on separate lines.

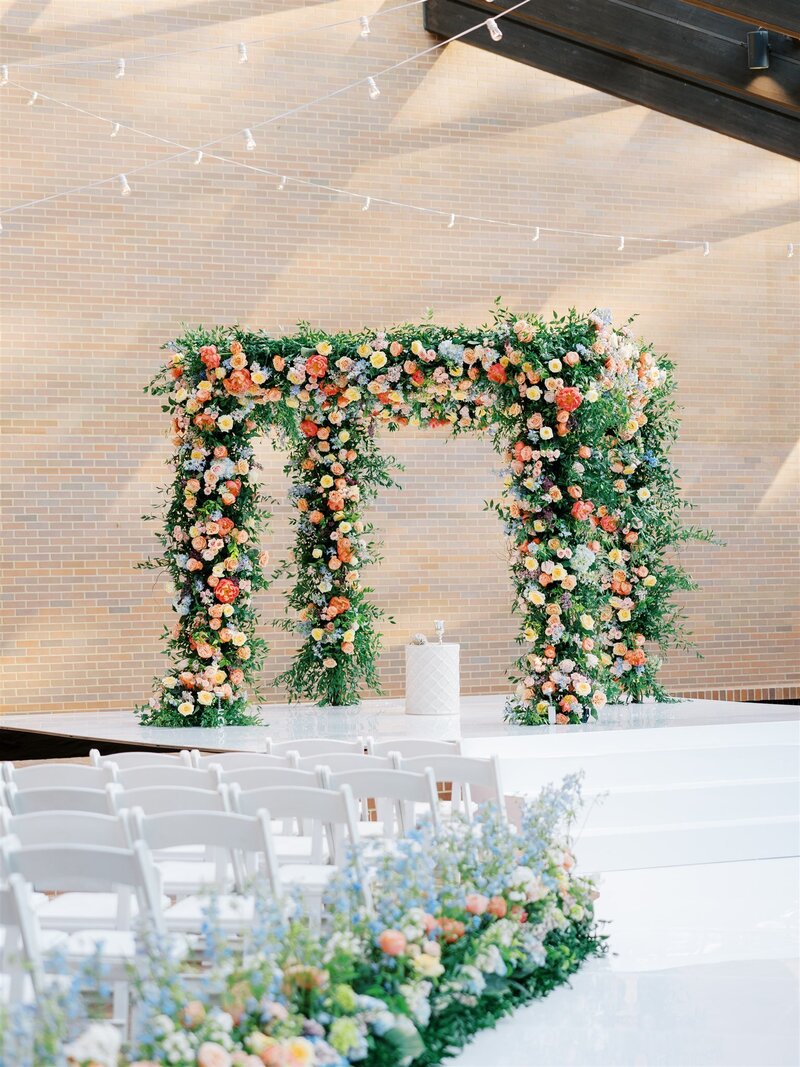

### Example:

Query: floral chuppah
xmin=139 ymin=305 xmax=703 ymax=728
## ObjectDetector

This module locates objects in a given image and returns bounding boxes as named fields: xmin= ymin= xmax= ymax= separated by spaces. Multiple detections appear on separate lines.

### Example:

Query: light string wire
xmin=4 ymin=0 xmax=428 ymax=71
xmin=0 ymin=0 xmax=534 ymax=218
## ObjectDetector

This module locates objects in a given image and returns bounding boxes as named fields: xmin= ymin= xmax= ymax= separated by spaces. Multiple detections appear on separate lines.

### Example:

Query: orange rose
xmin=487 ymin=363 xmax=507 ymax=384
xmin=305 ymin=353 xmax=328 ymax=378
xmin=555 ymin=386 xmax=583 ymax=412
xmin=328 ymin=595 xmax=351 ymax=618
xmin=214 ymin=578 xmax=239 ymax=604
xmin=327 ymin=491 xmax=345 ymax=512
xmin=224 ymin=369 xmax=252 ymax=395
xmin=300 ymin=419 xmax=318 ymax=438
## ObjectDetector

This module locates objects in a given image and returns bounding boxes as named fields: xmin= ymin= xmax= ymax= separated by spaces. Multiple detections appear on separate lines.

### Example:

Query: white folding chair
xmin=91 ymin=748 xmax=193 ymax=769
xmin=366 ymin=737 xmax=461 ymax=758
xmin=4 ymin=784 xmax=110 ymax=815
xmin=0 ymin=877 xmax=58 ymax=1004
xmin=295 ymin=753 xmax=391 ymax=774
xmin=0 ymin=809 xmax=141 ymax=931
xmin=130 ymin=809 xmax=281 ymax=934
xmin=107 ymin=784 xmax=230 ymax=896
xmin=2 ymin=762 xmax=116 ymax=790
xmin=1 ymin=838 xmax=172 ymax=1026
xmin=396 ymin=753 xmax=506 ymax=821
xmin=110 ymin=765 xmax=221 ymax=791
xmin=232 ymin=784 xmax=370 ymax=919
xmin=221 ymin=766 xmax=318 ymax=793
xmin=229 ymin=773 xmax=321 ymax=862
xmin=319 ymin=766 xmax=441 ymax=838
xmin=269 ymin=738 xmax=365 ymax=758
xmin=191 ymin=750 xmax=297 ymax=770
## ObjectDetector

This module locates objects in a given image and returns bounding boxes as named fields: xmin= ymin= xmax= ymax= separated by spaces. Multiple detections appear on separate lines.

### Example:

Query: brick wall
xmin=1 ymin=0 xmax=798 ymax=714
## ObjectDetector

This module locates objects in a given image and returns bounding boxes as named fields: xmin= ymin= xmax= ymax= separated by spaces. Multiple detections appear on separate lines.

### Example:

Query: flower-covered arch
xmin=139 ymin=305 xmax=703 ymax=727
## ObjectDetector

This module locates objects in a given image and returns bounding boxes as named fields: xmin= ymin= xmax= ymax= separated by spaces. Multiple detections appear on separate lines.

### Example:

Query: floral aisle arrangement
xmin=139 ymin=304 xmax=707 ymax=726
xmin=6 ymin=781 xmax=604 ymax=1067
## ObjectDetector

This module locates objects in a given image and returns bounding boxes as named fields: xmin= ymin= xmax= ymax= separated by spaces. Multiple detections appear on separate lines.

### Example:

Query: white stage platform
xmin=1 ymin=695 xmax=798 ymax=755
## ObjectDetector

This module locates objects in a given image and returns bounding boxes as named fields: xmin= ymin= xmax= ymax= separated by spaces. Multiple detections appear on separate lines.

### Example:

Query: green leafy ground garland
xmin=138 ymin=304 xmax=707 ymax=726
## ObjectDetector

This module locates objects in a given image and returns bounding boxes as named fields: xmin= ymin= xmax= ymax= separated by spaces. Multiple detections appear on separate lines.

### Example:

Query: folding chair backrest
xmin=92 ymin=748 xmax=192 ymax=769
xmin=231 ymin=783 xmax=360 ymax=865
xmin=270 ymin=738 xmax=365 ymax=757
xmin=321 ymin=767 xmax=441 ymax=835
xmin=221 ymin=766 xmax=318 ymax=791
xmin=107 ymin=783 xmax=229 ymax=815
xmin=192 ymin=750 xmax=296 ymax=770
xmin=2 ymin=839 xmax=166 ymax=937
xmin=129 ymin=808 xmax=280 ymax=894
xmin=112 ymin=765 xmax=221 ymax=791
xmin=0 ymin=808 xmax=131 ymax=850
xmin=296 ymin=752 xmax=390 ymax=774
xmin=2 ymin=762 xmax=116 ymax=791
xmin=398 ymin=753 xmax=506 ymax=819
xmin=5 ymin=784 xmax=110 ymax=815
xmin=367 ymin=737 xmax=461 ymax=758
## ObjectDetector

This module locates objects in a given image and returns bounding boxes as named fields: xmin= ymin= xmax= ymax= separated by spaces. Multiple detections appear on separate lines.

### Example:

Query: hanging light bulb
xmin=362 ymin=196 xmax=371 ymax=211
xmin=367 ymin=77 xmax=380 ymax=100
xmin=110 ymin=122 xmax=120 ymax=137
xmin=238 ymin=42 xmax=248 ymax=64
xmin=243 ymin=128 xmax=256 ymax=151
xmin=193 ymin=150 xmax=203 ymax=165
xmin=703 ymin=241 xmax=710 ymax=256
xmin=115 ymin=58 xmax=126 ymax=78
xmin=617 ymin=235 xmax=625 ymax=251
xmin=27 ymin=91 xmax=38 ymax=106
xmin=359 ymin=15 xmax=370 ymax=37
xmin=787 ymin=243 xmax=795 ymax=259
xmin=532 ymin=227 xmax=540 ymax=242
xmin=486 ymin=18 xmax=503 ymax=42
xmin=119 ymin=174 xmax=131 ymax=196
xmin=278 ymin=176 xmax=287 ymax=190
xmin=0 ymin=66 xmax=8 ymax=87
xmin=447 ymin=213 xmax=456 ymax=228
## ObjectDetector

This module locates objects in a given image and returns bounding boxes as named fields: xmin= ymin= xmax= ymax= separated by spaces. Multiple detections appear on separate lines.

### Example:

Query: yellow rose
xmin=411 ymin=340 xmax=424 ymax=355
xmin=585 ymin=388 xmax=599 ymax=402
xmin=643 ymin=575 xmax=657 ymax=587
xmin=637 ymin=487 xmax=651 ymax=501
xmin=285 ymin=396 xmax=299 ymax=409
xmin=311 ymin=628 xmax=324 ymax=641
xmin=178 ymin=701 xmax=194 ymax=717
xmin=540 ymin=427 xmax=553 ymax=440
xmin=527 ymin=590 xmax=546 ymax=606
xmin=316 ymin=341 xmax=332 ymax=356
xmin=356 ymin=343 xmax=372 ymax=358
xmin=197 ymin=690 xmax=214 ymax=705
xmin=370 ymin=352 xmax=388 ymax=369
xmin=551 ymin=564 xmax=567 ymax=581
xmin=320 ymin=475 xmax=334 ymax=488
xmin=523 ymin=557 xmax=538 ymax=571
xmin=580 ymin=614 xmax=595 ymax=630
xmin=251 ymin=371 xmax=266 ymax=385
xmin=533 ymin=520 xmax=545 ymax=532
xmin=338 ymin=430 xmax=350 ymax=443
xmin=343 ymin=386 xmax=361 ymax=402
xmin=524 ymin=627 xmax=537 ymax=641
xmin=548 ymin=359 xmax=562 ymax=372
xmin=162 ymin=676 xmax=178 ymax=688
xmin=618 ymin=608 xmax=632 ymax=622
xmin=232 ymin=632 xmax=247 ymax=646
xmin=342 ymin=629 xmax=355 ymax=642
xmin=218 ymin=415 xmax=234 ymax=431
xmin=526 ymin=386 xmax=541 ymax=400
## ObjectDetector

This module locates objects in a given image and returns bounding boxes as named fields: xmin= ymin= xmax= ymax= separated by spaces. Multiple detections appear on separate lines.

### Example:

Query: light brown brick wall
xmin=1 ymin=1 xmax=798 ymax=714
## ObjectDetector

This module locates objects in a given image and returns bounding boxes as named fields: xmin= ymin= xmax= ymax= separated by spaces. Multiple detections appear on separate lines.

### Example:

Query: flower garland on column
xmin=138 ymin=306 xmax=706 ymax=727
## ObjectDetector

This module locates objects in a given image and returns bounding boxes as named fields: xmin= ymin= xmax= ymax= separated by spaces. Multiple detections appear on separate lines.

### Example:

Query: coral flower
xmin=214 ymin=578 xmax=239 ymax=604
xmin=327 ymin=491 xmax=345 ymax=512
xmin=224 ymin=369 xmax=253 ymax=395
xmin=486 ymin=896 xmax=507 ymax=918
xmin=305 ymin=353 xmax=328 ymax=378
xmin=328 ymin=595 xmax=351 ymax=617
xmin=571 ymin=501 xmax=594 ymax=521
xmin=555 ymin=386 xmax=583 ymax=412
xmin=299 ymin=420 xmax=318 ymax=438
xmin=487 ymin=363 xmax=507 ymax=384
xmin=199 ymin=345 xmax=220 ymax=369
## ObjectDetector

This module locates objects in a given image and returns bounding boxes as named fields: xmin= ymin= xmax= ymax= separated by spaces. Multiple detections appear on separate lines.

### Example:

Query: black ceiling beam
xmin=424 ymin=0 xmax=800 ymax=159
xmin=677 ymin=1 xmax=800 ymax=39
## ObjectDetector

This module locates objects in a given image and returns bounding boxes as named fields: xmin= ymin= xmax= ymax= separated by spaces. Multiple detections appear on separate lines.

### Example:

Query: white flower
xmin=63 ymin=1023 xmax=121 ymax=1067
xmin=217 ymin=414 xmax=234 ymax=431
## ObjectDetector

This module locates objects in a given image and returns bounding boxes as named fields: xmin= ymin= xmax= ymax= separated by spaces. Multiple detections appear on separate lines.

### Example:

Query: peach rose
xmin=378 ymin=929 xmax=407 ymax=956
xmin=465 ymin=893 xmax=489 ymax=915
xmin=197 ymin=1042 xmax=232 ymax=1067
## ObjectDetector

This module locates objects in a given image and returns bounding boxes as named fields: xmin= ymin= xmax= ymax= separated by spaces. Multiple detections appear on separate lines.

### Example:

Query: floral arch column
xmin=139 ymin=306 xmax=703 ymax=728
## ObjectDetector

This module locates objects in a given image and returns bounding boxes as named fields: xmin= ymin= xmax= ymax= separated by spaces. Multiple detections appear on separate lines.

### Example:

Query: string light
xmin=788 ymin=243 xmax=795 ymax=259
xmin=27 ymin=90 xmax=38 ymax=105
xmin=367 ymin=76 xmax=381 ymax=100
xmin=486 ymin=18 xmax=503 ymax=42
xmin=362 ymin=196 xmax=371 ymax=211
xmin=359 ymin=16 xmax=371 ymax=38
xmin=243 ymin=128 xmax=256 ymax=151
xmin=447 ymin=213 xmax=456 ymax=228
xmin=193 ymin=151 xmax=203 ymax=164
xmin=703 ymin=241 xmax=710 ymax=256
xmin=119 ymin=174 xmax=131 ymax=196
xmin=532 ymin=227 xmax=540 ymax=242
xmin=110 ymin=122 xmax=120 ymax=137
xmin=115 ymin=58 xmax=126 ymax=79
xmin=617 ymin=235 xmax=625 ymax=251
xmin=1 ymin=65 xmax=8 ymax=87
xmin=238 ymin=42 xmax=248 ymax=64
xmin=278 ymin=176 xmax=287 ymax=190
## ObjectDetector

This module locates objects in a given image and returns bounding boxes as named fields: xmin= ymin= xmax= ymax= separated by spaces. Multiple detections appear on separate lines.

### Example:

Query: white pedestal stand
xmin=405 ymin=642 xmax=460 ymax=716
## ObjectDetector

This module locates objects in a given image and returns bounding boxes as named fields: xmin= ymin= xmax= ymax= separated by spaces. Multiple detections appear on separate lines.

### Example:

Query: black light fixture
xmin=747 ymin=29 xmax=770 ymax=70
